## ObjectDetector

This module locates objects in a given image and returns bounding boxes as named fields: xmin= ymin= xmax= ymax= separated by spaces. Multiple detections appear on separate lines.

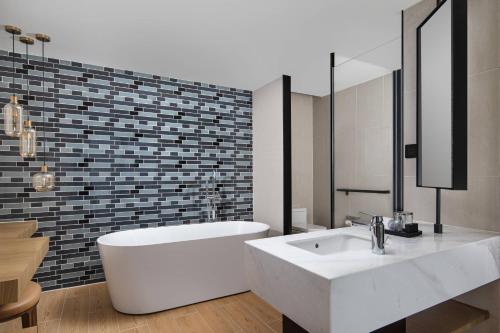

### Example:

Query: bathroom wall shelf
xmin=336 ymin=188 xmax=390 ymax=196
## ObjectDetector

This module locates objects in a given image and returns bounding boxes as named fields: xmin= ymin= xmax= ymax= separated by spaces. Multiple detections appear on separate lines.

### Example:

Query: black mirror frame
xmin=416 ymin=0 xmax=467 ymax=190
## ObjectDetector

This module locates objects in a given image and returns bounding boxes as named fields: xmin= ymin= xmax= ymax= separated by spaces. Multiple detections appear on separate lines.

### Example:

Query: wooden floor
xmin=0 ymin=283 xmax=283 ymax=333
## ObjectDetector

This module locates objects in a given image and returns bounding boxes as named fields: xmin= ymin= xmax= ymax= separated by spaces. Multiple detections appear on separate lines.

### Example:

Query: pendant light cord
xmin=41 ymin=41 xmax=46 ymax=164
xmin=25 ymin=42 xmax=29 ymax=120
xmin=11 ymin=33 xmax=15 ymax=97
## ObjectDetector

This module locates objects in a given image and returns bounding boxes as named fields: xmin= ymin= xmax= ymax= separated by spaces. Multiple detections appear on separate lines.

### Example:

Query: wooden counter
xmin=0 ymin=237 xmax=49 ymax=305
xmin=0 ymin=221 xmax=37 ymax=239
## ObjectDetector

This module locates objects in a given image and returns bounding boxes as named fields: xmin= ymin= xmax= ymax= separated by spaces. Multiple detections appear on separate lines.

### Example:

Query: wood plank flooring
xmin=0 ymin=282 xmax=283 ymax=333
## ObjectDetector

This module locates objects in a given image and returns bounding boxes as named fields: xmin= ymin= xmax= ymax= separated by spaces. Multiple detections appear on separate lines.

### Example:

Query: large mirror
xmin=417 ymin=0 xmax=467 ymax=190
xmin=285 ymin=26 xmax=409 ymax=232
xmin=333 ymin=38 xmax=402 ymax=228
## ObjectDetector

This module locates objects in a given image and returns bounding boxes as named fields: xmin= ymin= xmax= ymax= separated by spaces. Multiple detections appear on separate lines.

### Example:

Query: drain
xmin=315 ymin=243 xmax=319 ymax=248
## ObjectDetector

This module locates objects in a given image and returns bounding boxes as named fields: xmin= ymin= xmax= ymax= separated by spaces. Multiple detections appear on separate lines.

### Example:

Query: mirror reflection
xmin=290 ymin=92 xmax=331 ymax=232
xmin=333 ymin=38 xmax=401 ymax=228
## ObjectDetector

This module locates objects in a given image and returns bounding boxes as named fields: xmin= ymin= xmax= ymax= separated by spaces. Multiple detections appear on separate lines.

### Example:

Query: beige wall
xmin=334 ymin=74 xmax=393 ymax=228
xmin=291 ymin=93 xmax=333 ymax=228
xmin=253 ymin=77 xmax=284 ymax=234
xmin=255 ymin=87 xmax=332 ymax=232
xmin=312 ymin=95 xmax=332 ymax=228
xmin=403 ymin=0 xmax=500 ymax=331
xmin=291 ymin=93 xmax=315 ymax=226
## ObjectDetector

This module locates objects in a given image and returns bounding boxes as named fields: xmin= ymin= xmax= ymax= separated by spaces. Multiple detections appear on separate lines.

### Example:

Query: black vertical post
xmin=435 ymin=188 xmax=442 ymax=233
xmin=283 ymin=75 xmax=292 ymax=235
xmin=330 ymin=53 xmax=335 ymax=229
xmin=393 ymin=70 xmax=404 ymax=212
xmin=398 ymin=10 xmax=406 ymax=211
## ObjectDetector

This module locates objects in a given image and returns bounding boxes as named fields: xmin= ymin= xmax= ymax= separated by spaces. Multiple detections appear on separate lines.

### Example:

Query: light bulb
xmin=20 ymin=120 xmax=36 ymax=158
xmin=32 ymin=164 xmax=55 ymax=192
xmin=3 ymin=95 xmax=24 ymax=137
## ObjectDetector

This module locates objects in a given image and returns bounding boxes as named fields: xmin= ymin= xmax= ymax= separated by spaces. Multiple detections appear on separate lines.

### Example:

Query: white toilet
xmin=292 ymin=208 xmax=327 ymax=232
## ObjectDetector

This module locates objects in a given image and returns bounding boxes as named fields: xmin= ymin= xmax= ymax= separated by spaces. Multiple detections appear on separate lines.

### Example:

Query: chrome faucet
xmin=204 ymin=171 xmax=221 ymax=222
xmin=359 ymin=212 xmax=386 ymax=255
xmin=370 ymin=216 xmax=385 ymax=255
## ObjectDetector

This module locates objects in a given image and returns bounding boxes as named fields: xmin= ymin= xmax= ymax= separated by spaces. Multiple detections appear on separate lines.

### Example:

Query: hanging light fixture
xmin=19 ymin=36 xmax=36 ymax=158
xmin=3 ymin=25 xmax=24 ymax=137
xmin=32 ymin=33 xmax=55 ymax=192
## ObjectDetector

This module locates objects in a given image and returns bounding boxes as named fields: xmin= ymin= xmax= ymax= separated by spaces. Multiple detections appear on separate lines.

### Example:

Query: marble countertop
xmin=245 ymin=223 xmax=500 ymax=333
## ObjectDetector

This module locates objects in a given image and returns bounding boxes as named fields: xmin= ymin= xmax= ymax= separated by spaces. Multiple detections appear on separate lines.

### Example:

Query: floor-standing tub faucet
xmin=205 ymin=171 xmax=221 ymax=222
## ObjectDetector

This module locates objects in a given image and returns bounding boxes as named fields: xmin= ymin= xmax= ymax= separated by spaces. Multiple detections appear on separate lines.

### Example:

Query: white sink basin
xmin=245 ymin=223 xmax=500 ymax=333
xmin=288 ymin=234 xmax=370 ymax=255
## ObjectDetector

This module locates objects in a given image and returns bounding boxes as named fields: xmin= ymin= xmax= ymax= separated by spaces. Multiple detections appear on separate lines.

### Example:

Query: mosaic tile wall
xmin=0 ymin=49 xmax=253 ymax=290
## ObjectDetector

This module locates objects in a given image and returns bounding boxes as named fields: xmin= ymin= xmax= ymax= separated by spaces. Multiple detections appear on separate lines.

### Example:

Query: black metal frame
xmin=283 ymin=53 xmax=335 ymax=233
xmin=393 ymin=69 xmax=404 ymax=212
xmin=330 ymin=53 xmax=335 ymax=230
xmin=435 ymin=188 xmax=442 ymax=233
xmin=391 ymin=10 xmax=405 ymax=213
xmin=285 ymin=47 xmax=402 ymax=231
xmin=416 ymin=0 xmax=468 ymax=191
xmin=283 ymin=75 xmax=292 ymax=235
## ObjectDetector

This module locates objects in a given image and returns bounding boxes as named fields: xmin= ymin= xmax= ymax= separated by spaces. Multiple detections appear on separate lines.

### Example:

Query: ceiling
xmin=0 ymin=0 xmax=419 ymax=96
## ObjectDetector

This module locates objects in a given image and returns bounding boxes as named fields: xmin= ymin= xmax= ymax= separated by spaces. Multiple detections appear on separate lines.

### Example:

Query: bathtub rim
xmin=97 ymin=221 xmax=270 ymax=248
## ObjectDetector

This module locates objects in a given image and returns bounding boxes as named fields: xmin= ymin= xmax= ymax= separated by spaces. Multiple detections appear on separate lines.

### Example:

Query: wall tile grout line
xmin=0 ymin=49 xmax=254 ymax=291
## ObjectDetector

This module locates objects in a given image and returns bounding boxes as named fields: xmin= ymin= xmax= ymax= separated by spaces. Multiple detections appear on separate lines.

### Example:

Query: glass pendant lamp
xmin=32 ymin=164 xmax=55 ymax=192
xmin=3 ymin=25 xmax=24 ymax=137
xmin=32 ymin=33 xmax=55 ymax=192
xmin=20 ymin=120 xmax=36 ymax=157
xmin=19 ymin=36 xmax=36 ymax=158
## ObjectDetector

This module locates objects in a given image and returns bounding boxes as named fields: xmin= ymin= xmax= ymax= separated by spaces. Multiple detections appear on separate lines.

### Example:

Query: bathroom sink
xmin=245 ymin=223 xmax=500 ymax=333
xmin=287 ymin=234 xmax=370 ymax=255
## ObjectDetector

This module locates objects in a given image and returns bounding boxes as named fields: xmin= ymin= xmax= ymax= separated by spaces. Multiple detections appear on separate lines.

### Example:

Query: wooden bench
xmin=0 ymin=220 xmax=47 ymax=330
xmin=0 ymin=221 xmax=37 ymax=239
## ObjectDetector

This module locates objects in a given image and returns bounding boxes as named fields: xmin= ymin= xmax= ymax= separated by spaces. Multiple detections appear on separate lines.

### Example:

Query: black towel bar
xmin=336 ymin=189 xmax=391 ymax=195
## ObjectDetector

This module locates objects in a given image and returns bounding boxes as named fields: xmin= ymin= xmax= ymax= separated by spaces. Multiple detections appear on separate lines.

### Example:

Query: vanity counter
xmin=244 ymin=223 xmax=500 ymax=332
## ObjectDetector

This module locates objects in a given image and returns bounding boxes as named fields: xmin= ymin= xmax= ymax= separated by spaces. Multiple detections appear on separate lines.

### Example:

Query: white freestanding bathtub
xmin=97 ymin=221 xmax=269 ymax=314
